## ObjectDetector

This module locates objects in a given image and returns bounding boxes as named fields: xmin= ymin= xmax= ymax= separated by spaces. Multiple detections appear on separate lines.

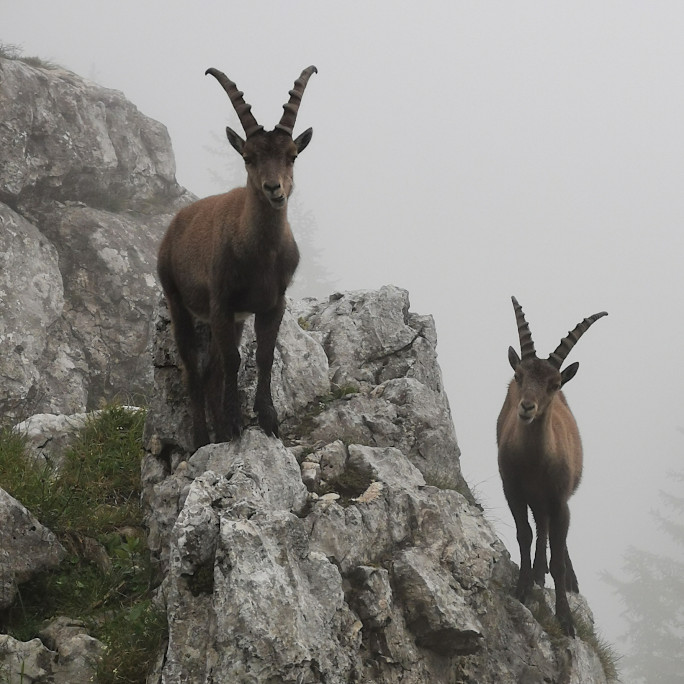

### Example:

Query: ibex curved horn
xmin=205 ymin=68 xmax=264 ymax=138
xmin=511 ymin=297 xmax=537 ymax=361
xmin=275 ymin=65 xmax=318 ymax=135
xmin=548 ymin=311 xmax=608 ymax=369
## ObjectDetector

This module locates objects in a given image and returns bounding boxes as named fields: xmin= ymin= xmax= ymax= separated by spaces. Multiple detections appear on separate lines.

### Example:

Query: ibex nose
xmin=263 ymin=182 xmax=281 ymax=194
xmin=518 ymin=400 xmax=537 ymax=423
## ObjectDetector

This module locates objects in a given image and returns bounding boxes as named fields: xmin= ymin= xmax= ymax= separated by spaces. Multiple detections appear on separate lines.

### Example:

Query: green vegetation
xmin=0 ymin=405 xmax=165 ymax=683
xmin=528 ymin=587 xmax=620 ymax=682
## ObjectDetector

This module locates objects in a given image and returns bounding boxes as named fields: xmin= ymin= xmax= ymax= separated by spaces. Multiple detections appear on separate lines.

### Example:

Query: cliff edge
xmin=141 ymin=286 xmax=609 ymax=683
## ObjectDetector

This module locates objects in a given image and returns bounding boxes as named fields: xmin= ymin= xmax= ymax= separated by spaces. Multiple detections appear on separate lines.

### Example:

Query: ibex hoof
xmin=558 ymin=614 xmax=576 ymax=638
xmin=226 ymin=422 xmax=243 ymax=441
xmin=193 ymin=428 xmax=210 ymax=451
xmin=257 ymin=405 xmax=279 ymax=438
xmin=515 ymin=572 xmax=533 ymax=603
xmin=215 ymin=412 xmax=243 ymax=442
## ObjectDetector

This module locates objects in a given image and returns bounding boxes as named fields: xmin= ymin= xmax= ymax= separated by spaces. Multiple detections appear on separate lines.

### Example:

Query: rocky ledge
xmin=140 ymin=285 xmax=609 ymax=684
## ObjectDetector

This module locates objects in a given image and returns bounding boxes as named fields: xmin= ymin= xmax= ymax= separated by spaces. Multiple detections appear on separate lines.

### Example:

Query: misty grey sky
xmin=5 ymin=0 xmax=684 ymax=656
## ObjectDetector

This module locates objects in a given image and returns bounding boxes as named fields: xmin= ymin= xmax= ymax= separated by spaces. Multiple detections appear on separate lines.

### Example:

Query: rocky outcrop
xmin=0 ymin=617 xmax=104 ymax=684
xmin=0 ymin=56 xmax=193 ymax=420
xmin=142 ymin=286 xmax=609 ymax=683
xmin=0 ymin=489 xmax=65 ymax=610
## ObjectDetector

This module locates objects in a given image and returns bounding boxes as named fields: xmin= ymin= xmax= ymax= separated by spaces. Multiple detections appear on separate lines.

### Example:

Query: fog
xmin=5 ymin=0 xmax=684 ymax=661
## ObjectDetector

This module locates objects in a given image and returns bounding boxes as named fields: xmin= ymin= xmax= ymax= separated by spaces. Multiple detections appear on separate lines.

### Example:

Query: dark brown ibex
xmin=158 ymin=66 xmax=317 ymax=446
xmin=496 ymin=296 xmax=607 ymax=636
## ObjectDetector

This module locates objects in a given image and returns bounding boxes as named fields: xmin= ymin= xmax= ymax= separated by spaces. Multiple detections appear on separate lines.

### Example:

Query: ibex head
xmin=205 ymin=66 xmax=317 ymax=209
xmin=507 ymin=296 xmax=607 ymax=424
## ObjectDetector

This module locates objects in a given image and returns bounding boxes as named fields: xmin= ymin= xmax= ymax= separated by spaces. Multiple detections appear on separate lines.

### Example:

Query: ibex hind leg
xmin=565 ymin=548 xmax=579 ymax=593
xmin=166 ymin=295 xmax=210 ymax=448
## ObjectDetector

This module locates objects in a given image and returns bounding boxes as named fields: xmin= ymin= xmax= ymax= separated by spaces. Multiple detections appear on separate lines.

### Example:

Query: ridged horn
xmin=548 ymin=311 xmax=608 ymax=369
xmin=511 ymin=297 xmax=537 ymax=361
xmin=205 ymin=68 xmax=264 ymax=138
xmin=275 ymin=65 xmax=318 ymax=135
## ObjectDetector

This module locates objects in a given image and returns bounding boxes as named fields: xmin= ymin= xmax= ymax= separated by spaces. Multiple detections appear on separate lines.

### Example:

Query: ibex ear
xmin=508 ymin=346 xmax=521 ymax=371
xmin=294 ymin=127 xmax=313 ymax=153
xmin=560 ymin=362 xmax=579 ymax=387
xmin=226 ymin=126 xmax=245 ymax=154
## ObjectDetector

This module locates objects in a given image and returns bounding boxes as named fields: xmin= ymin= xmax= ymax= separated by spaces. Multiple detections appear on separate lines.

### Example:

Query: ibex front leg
xmin=211 ymin=304 xmax=243 ymax=441
xmin=253 ymin=297 xmax=285 ymax=437
xmin=503 ymin=485 xmax=534 ymax=603
xmin=532 ymin=511 xmax=549 ymax=587
xmin=549 ymin=501 xmax=575 ymax=637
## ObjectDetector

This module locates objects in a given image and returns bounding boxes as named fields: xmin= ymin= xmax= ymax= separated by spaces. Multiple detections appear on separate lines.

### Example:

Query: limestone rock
xmin=0 ymin=488 xmax=65 ymax=610
xmin=287 ymin=287 xmax=466 ymax=493
xmin=142 ymin=286 xmax=611 ymax=683
xmin=304 ymin=286 xmax=443 ymax=393
xmin=0 ymin=635 xmax=53 ymax=684
xmin=347 ymin=565 xmax=393 ymax=631
xmin=0 ymin=617 xmax=104 ymax=684
xmin=0 ymin=204 xmax=65 ymax=417
xmin=0 ymin=59 xmax=178 ymax=210
xmin=12 ymin=412 xmax=90 ymax=470
xmin=0 ymin=56 xmax=193 ymax=419
xmin=392 ymin=548 xmax=484 ymax=657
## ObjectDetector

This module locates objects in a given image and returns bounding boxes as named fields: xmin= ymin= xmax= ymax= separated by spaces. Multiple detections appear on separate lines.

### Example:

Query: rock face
xmin=0 ymin=617 xmax=104 ymax=684
xmin=142 ymin=285 xmax=609 ymax=684
xmin=0 ymin=56 xmax=193 ymax=420
xmin=0 ymin=489 xmax=66 ymax=610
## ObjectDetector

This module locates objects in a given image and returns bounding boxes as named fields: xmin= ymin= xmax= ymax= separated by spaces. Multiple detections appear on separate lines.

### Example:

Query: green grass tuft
xmin=527 ymin=587 xmax=621 ymax=682
xmin=574 ymin=615 xmax=621 ymax=682
xmin=0 ymin=405 xmax=165 ymax=683
xmin=0 ymin=427 xmax=49 ymax=508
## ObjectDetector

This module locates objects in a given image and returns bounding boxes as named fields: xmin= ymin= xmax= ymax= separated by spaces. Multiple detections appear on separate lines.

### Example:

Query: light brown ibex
xmin=496 ymin=296 xmax=607 ymax=636
xmin=157 ymin=66 xmax=317 ymax=446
